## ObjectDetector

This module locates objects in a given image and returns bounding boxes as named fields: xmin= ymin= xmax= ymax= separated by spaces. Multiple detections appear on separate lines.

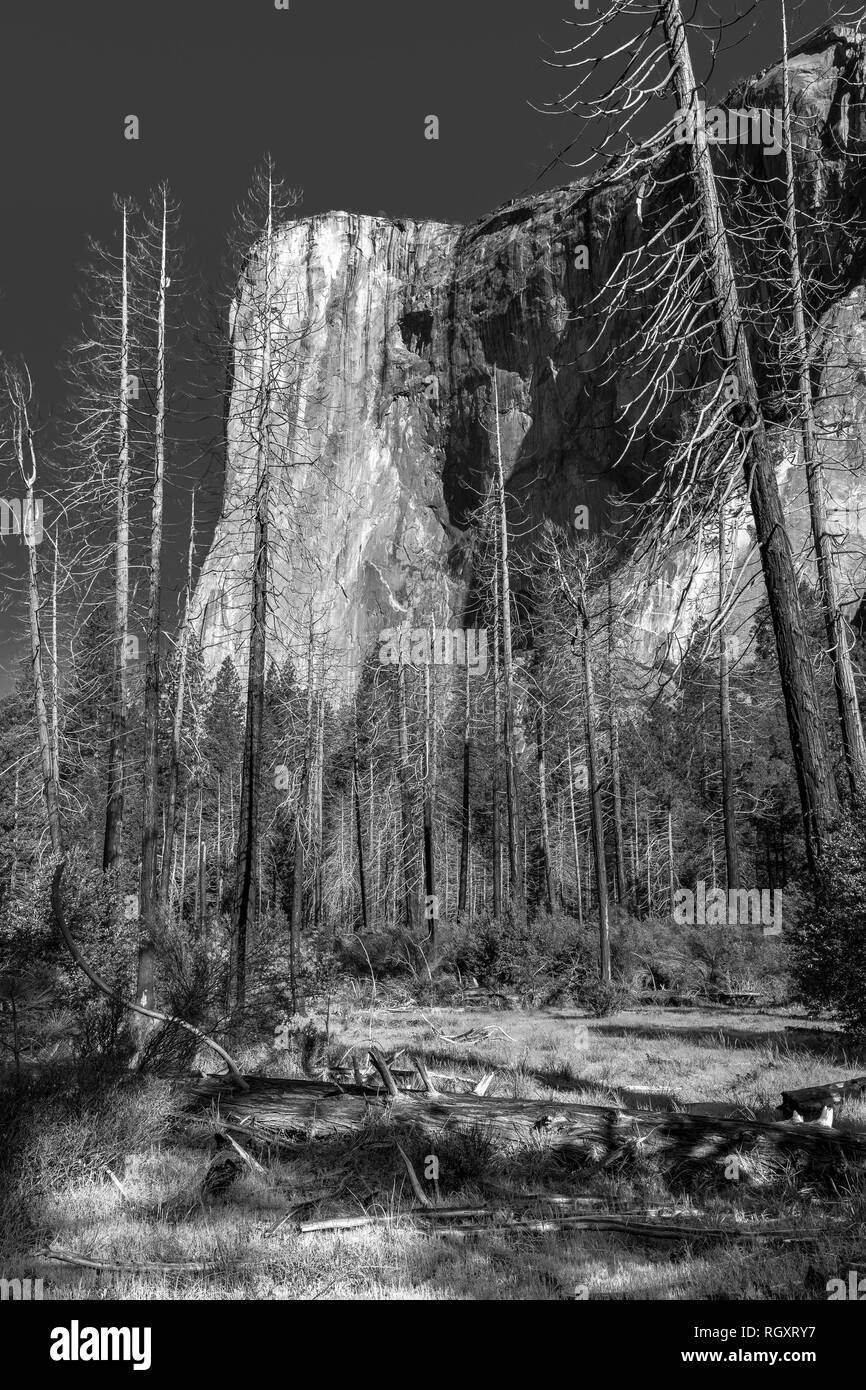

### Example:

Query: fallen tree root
xmin=51 ymin=861 xmax=248 ymax=1091
xmin=186 ymin=1066 xmax=866 ymax=1168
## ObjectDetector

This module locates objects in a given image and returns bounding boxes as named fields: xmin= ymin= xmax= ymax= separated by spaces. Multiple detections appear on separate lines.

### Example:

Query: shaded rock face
xmin=194 ymin=26 xmax=866 ymax=693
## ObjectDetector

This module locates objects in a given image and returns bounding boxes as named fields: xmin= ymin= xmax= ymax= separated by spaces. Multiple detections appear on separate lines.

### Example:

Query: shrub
xmin=0 ymin=848 xmax=138 ymax=1070
xmin=439 ymin=908 xmax=602 ymax=1003
xmin=790 ymin=807 xmax=866 ymax=1037
xmin=577 ymin=977 xmax=630 ymax=1016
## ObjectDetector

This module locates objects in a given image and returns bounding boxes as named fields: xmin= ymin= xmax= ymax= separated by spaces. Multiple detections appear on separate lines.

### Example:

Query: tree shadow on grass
xmin=595 ymin=1022 xmax=855 ymax=1060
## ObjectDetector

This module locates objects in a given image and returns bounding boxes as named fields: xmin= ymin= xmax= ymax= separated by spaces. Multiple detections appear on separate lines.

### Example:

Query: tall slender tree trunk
xmin=567 ymin=737 xmax=583 ymax=924
xmin=582 ymin=618 xmax=610 ymax=980
xmin=11 ymin=768 xmax=19 ymax=890
xmin=50 ymin=526 xmax=60 ymax=790
xmin=667 ymin=809 xmax=675 ymax=908
xmin=719 ymin=506 xmax=740 ymax=890
xmin=179 ymin=790 xmax=189 ymax=919
xmin=536 ymin=695 xmax=555 ymax=911
xmin=422 ymin=632 xmax=437 ymax=950
xmin=492 ymin=370 xmax=524 ymax=909
xmin=353 ymin=738 xmax=368 ymax=934
xmin=661 ymin=0 xmax=839 ymax=868
xmin=8 ymin=373 xmax=62 ymax=856
xmin=313 ymin=657 xmax=325 ymax=929
xmin=369 ymin=755 xmax=376 ymax=926
xmin=458 ymin=656 xmax=471 ymax=915
xmin=159 ymin=495 xmax=196 ymax=906
xmin=780 ymin=1 xmax=866 ymax=803
xmin=136 ymin=190 xmax=168 ymax=1023
xmin=492 ymin=509 xmax=502 ymax=919
xmin=397 ymin=647 xmax=422 ymax=935
xmin=103 ymin=201 xmax=130 ymax=873
xmin=607 ymin=580 xmax=626 ymax=905
xmin=232 ymin=174 xmax=275 ymax=1008
xmin=646 ymin=814 xmax=652 ymax=915
xmin=193 ymin=791 xmax=203 ymax=927
xmin=197 ymin=839 xmax=208 ymax=936
xmin=216 ymin=772 xmax=222 ymax=911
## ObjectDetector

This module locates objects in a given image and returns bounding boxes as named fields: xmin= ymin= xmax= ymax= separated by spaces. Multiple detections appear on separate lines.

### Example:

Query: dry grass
xmin=2 ymin=1002 xmax=865 ymax=1300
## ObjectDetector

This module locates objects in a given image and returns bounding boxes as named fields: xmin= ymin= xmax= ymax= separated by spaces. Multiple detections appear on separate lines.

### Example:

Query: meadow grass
xmin=2 ymin=1002 xmax=864 ymax=1300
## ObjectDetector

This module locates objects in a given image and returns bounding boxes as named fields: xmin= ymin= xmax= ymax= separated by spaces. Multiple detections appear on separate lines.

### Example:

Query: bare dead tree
xmin=4 ymin=362 xmax=62 ymax=856
xmin=491 ymin=369 xmax=525 ymax=911
xmin=718 ymin=504 xmax=740 ymax=891
xmin=136 ymin=185 xmax=174 ymax=1028
xmin=229 ymin=159 xmax=302 ymax=1008
xmin=543 ymin=0 xmax=842 ymax=869
xmin=103 ymin=199 xmax=132 ymax=874
xmin=778 ymin=1 xmax=866 ymax=802
xmin=160 ymin=494 xmax=196 ymax=907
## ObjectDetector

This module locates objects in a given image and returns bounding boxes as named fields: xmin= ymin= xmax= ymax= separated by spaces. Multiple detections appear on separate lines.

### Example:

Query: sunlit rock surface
xmin=193 ymin=26 xmax=866 ymax=696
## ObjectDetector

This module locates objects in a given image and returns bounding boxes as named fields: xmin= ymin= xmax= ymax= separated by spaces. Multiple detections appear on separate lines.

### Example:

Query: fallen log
xmin=35 ymin=1247 xmax=242 ymax=1274
xmin=426 ymin=1217 xmax=822 ymax=1242
xmin=780 ymin=1075 xmax=866 ymax=1126
xmin=186 ymin=1071 xmax=866 ymax=1169
xmin=299 ymin=1211 xmax=825 ymax=1243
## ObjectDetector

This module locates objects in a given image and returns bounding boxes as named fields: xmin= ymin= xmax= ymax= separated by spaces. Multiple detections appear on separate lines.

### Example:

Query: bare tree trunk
xmin=661 ymin=0 xmax=839 ymax=868
xmin=492 ymin=370 xmax=524 ymax=909
xmin=8 ymin=370 xmax=62 ymax=856
xmin=780 ymin=2 xmax=866 ymax=804
xmin=422 ymin=633 xmax=437 ymax=950
xmin=397 ymin=649 xmax=422 ymax=936
xmin=103 ymin=201 xmax=130 ymax=873
xmin=197 ymin=840 xmax=208 ymax=936
xmin=313 ymin=659 xmax=325 ymax=929
xmin=719 ymin=506 xmax=740 ymax=890
xmin=607 ymin=580 xmax=626 ymax=905
xmin=11 ymin=767 xmax=19 ymax=890
xmin=136 ymin=190 xmax=168 ymax=1023
xmin=492 ymin=511 xmax=502 ymax=920
xmin=353 ymin=737 xmax=368 ymax=934
xmin=536 ymin=696 xmax=555 ymax=912
xmin=232 ymin=175 xmax=276 ymax=1009
xmin=216 ymin=772 xmax=222 ymax=911
xmin=193 ymin=791 xmax=203 ymax=927
xmin=160 ymin=495 xmax=195 ymax=906
xmin=369 ymin=756 xmax=377 ymax=927
xmin=567 ymin=737 xmax=583 ymax=924
xmin=583 ymin=621 xmax=610 ymax=981
xmin=50 ymin=526 xmax=60 ymax=790
xmin=179 ymin=790 xmax=189 ymax=921
xmin=646 ymin=814 xmax=652 ymax=916
xmin=458 ymin=655 xmax=471 ymax=915
xmin=667 ymin=809 xmax=675 ymax=909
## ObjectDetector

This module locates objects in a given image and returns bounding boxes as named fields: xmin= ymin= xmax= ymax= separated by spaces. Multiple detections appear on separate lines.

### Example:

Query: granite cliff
xmin=192 ymin=25 xmax=866 ymax=694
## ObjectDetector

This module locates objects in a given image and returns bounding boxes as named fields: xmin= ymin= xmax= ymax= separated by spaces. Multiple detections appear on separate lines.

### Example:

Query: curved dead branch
xmin=51 ymin=861 xmax=249 ymax=1091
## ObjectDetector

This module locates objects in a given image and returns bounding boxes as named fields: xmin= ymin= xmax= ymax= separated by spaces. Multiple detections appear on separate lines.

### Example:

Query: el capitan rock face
xmin=193 ymin=26 xmax=866 ymax=694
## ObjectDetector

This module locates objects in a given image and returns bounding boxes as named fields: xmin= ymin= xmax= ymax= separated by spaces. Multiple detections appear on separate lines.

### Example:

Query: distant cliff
xmin=192 ymin=25 xmax=866 ymax=695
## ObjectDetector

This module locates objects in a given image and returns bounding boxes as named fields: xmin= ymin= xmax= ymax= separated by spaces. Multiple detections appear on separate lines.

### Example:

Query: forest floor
xmin=4 ymin=1002 xmax=866 ymax=1300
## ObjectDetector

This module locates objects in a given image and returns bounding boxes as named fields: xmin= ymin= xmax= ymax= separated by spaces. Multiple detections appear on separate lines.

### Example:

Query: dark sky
xmin=0 ymin=0 xmax=847 ymax=690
